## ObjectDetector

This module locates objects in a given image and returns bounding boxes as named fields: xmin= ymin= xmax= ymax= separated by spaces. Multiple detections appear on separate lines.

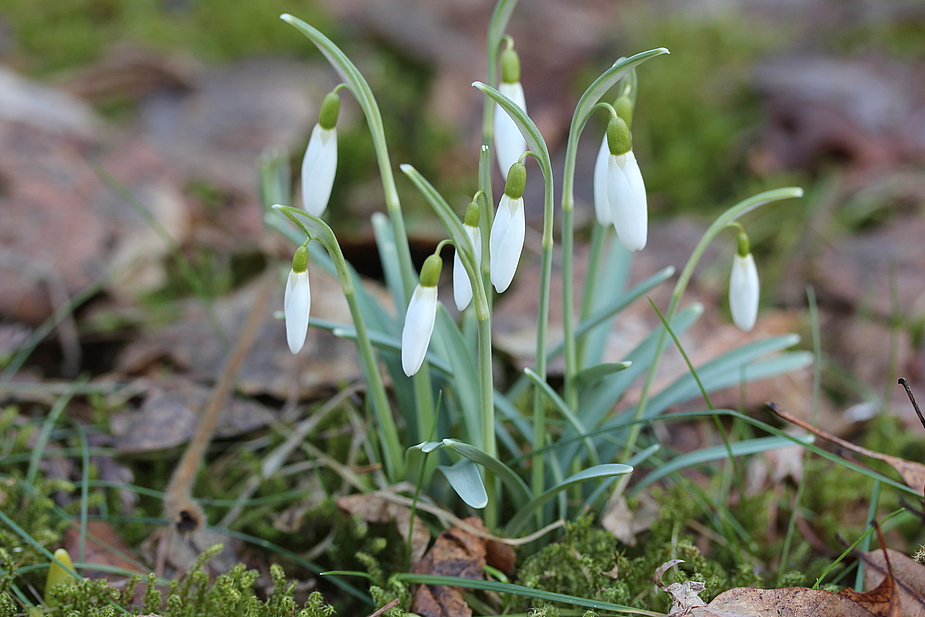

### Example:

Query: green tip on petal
xmin=615 ymin=94 xmax=634 ymax=129
xmin=464 ymin=201 xmax=480 ymax=227
xmin=503 ymin=162 xmax=526 ymax=198
xmin=318 ymin=91 xmax=341 ymax=130
xmin=606 ymin=116 xmax=632 ymax=156
xmin=737 ymin=231 xmax=750 ymax=257
xmin=500 ymin=44 xmax=521 ymax=84
xmin=292 ymin=243 xmax=309 ymax=273
xmin=420 ymin=253 xmax=443 ymax=287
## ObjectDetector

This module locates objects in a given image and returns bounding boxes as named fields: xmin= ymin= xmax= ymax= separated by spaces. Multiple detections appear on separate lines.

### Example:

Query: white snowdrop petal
xmin=493 ymin=82 xmax=527 ymax=180
xmin=489 ymin=196 xmax=525 ymax=293
xmin=593 ymin=136 xmax=612 ymax=225
xmin=284 ymin=270 xmax=311 ymax=354
xmin=453 ymin=250 xmax=472 ymax=311
xmin=453 ymin=226 xmax=481 ymax=311
xmin=401 ymin=285 xmax=439 ymax=376
xmin=622 ymin=150 xmax=647 ymax=214
xmin=729 ymin=253 xmax=760 ymax=332
xmin=301 ymin=125 xmax=337 ymax=217
xmin=608 ymin=153 xmax=647 ymax=252
xmin=467 ymin=225 xmax=483 ymax=269
xmin=489 ymin=195 xmax=513 ymax=266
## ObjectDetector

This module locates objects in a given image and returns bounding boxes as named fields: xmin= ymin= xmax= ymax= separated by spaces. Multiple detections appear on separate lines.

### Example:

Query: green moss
xmin=516 ymin=489 xmax=765 ymax=613
xmin=4 ymin=0 xmax=328 ymax=76
xmin=43 ymin=545 xmax=338 ymax=617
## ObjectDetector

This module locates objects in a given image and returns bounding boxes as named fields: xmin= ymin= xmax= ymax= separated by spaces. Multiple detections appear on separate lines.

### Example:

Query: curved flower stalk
xmin=301 ymin=90 xmax=341 ymax=216
xmin=274 ymin=204 xmax=403 ymax=480
xmin=454 ymin=200 xmax=482 ymax=311
xmin=489 ymin=161 xmax=527 ymax=293
xmin=729 ymin=230 xmax=759 ymax=331
xmin=402 ymin=253 xmax=443 ymax=376
xmin=493 ymin=40 xmax=527 ymax=179
xmin=284 ymin=242 xmax=312 ymax=353
xmin=606 ymin=116 xmax=647 ymax=251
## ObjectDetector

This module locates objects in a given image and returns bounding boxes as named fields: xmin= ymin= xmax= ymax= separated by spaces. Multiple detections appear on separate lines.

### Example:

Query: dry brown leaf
xmin=689 ymin=609 xmax=755 ymax=617
xmin=139 ymin=527 xmax=241 ymax=578
xmin=116 ymin=270 xmax=365 ymax=399
xmin=838 ymin=563 xmax=902 ymax=617
xmin=769 ymin=403 xmax=925 ymax=495
xmin=602 ymin=493 xmax=660 ymax=545
xmin=411 ymin=518 xmax=488 ymax=617
xmin=64 ymin=521 xmax=144 ymax=579
xmin=653 ymin=560 xmax=707 ymax=616
xmin=699 ymin=586 xmax=879 ymax=616
xmin=110 ymin=378 xmax=275 ymax=455
xmin=862 ymin=549 xmax=925 ymax=617
xmin=336 ymin=493 xmax=431 ymax=568
xmin=484 ymin=538 xmax=516 ymax=577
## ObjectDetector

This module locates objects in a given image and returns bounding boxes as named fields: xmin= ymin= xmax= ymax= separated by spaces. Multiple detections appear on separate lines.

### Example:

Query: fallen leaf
xmin=484 ymin=537 xmax=516 ymax=577
xmin=117 ymin=271 xmax=364 ymax=399
xmin=336 ymin=493 xmax=431 ymax=568
xmin=653 ymin=560 xmax=707 ymax=617
xmin=769 ymin=403 xmax=925 ymax=495
xmin=839 ymin=569 xmax=902 ymax=617
xmin=139 ymin=528 xmax=241 ymax=579
xmin=698 ymin=586 xmax=879 ymax=616
xmin=862 ymin=549 xmax=925 ymax=617
xmin=665 ymin=581 xmax=707 ymax=616
xmin=110 ymin=378 xmax=275 ymax=455
xmin=411 ymin=518 xmax=488 ymax=617
xmin=602 ymin=493 xmax=660 ymax=546
xmin=745 ymin=428 xmax=806 ymax=495
xmin=64 ymin=521 xmax=145 ymax=579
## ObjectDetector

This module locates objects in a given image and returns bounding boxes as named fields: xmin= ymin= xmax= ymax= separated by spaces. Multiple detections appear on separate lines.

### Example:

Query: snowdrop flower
xmin=284 ymin=243 xmax=312 ymax=354
xmin=493 ymin=42 xmax=527 ymax=180
xmin=301 ymin=90 xmax=340 ymax=216
xmin=605 ymin=116 xmax=647 ymax=251
xmin=729 ymin=231 xmax=759 ymax=332
xmin=402 ymin=254 xmax=443 ymax=376
xmin=593 ymin=95 xmax=634 ymax=226
xmin=453 ymin=201 xmax=482 ymax=311
xmin=489 ymin=162 xmax=526 ymax=293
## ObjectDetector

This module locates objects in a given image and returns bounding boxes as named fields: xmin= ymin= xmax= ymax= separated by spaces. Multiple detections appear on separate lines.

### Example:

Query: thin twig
xmin=163 ymin=275 xmax=274 ymax=532
xmin=899 ymin=378 xmax=925 ymax=431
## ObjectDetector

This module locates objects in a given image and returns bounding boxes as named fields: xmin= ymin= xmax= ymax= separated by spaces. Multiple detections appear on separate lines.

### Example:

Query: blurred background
xmin=1 ymin=0 xmax=924 ymax=424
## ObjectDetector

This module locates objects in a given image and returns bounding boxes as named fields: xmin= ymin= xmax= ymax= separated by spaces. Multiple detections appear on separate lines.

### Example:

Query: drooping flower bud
xmin=284 ymin=243 xmax=312 ymax=354
xmin=493 ymin=42 xmax=528 ymax=180
xmin=729 ymin=231 xmax=759 ymax=332
xmin=454 ymin=201 xmax=482 ymax=311
xmin=301 ymin=90 xmax=340 ymax=216
xmin=606 ymin=116 xmax=647 ymax=251
xmin=45 ymin=548 xmax=77 ymax=608
xmin=489 ymin=162 xmax=526 ymax=293
xmin=402 ymin=253 xmax=443 ymax=376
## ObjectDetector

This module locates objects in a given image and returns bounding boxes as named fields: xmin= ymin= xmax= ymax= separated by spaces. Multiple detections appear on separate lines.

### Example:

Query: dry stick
xmin=365 ymin=599 xmax=400 ymax=617
xmin=899 ymin=378 xmax=925 ymax=431
xmin=162 ymin=276 xmax=275 ymax=534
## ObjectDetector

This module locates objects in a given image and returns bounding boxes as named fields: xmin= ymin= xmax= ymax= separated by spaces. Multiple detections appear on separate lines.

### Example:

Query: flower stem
xmin=479 ymin=312 xmax=497 ymax=528
xmin=531 ymin=161 xmax=555 ymax=498
xmin=576 ymin=222 xmax=609 ymax=366
xmin=620 ymin=187 xmax=804 ymax=462
xmin=275 ymin=206 xmax=404 ymax=480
